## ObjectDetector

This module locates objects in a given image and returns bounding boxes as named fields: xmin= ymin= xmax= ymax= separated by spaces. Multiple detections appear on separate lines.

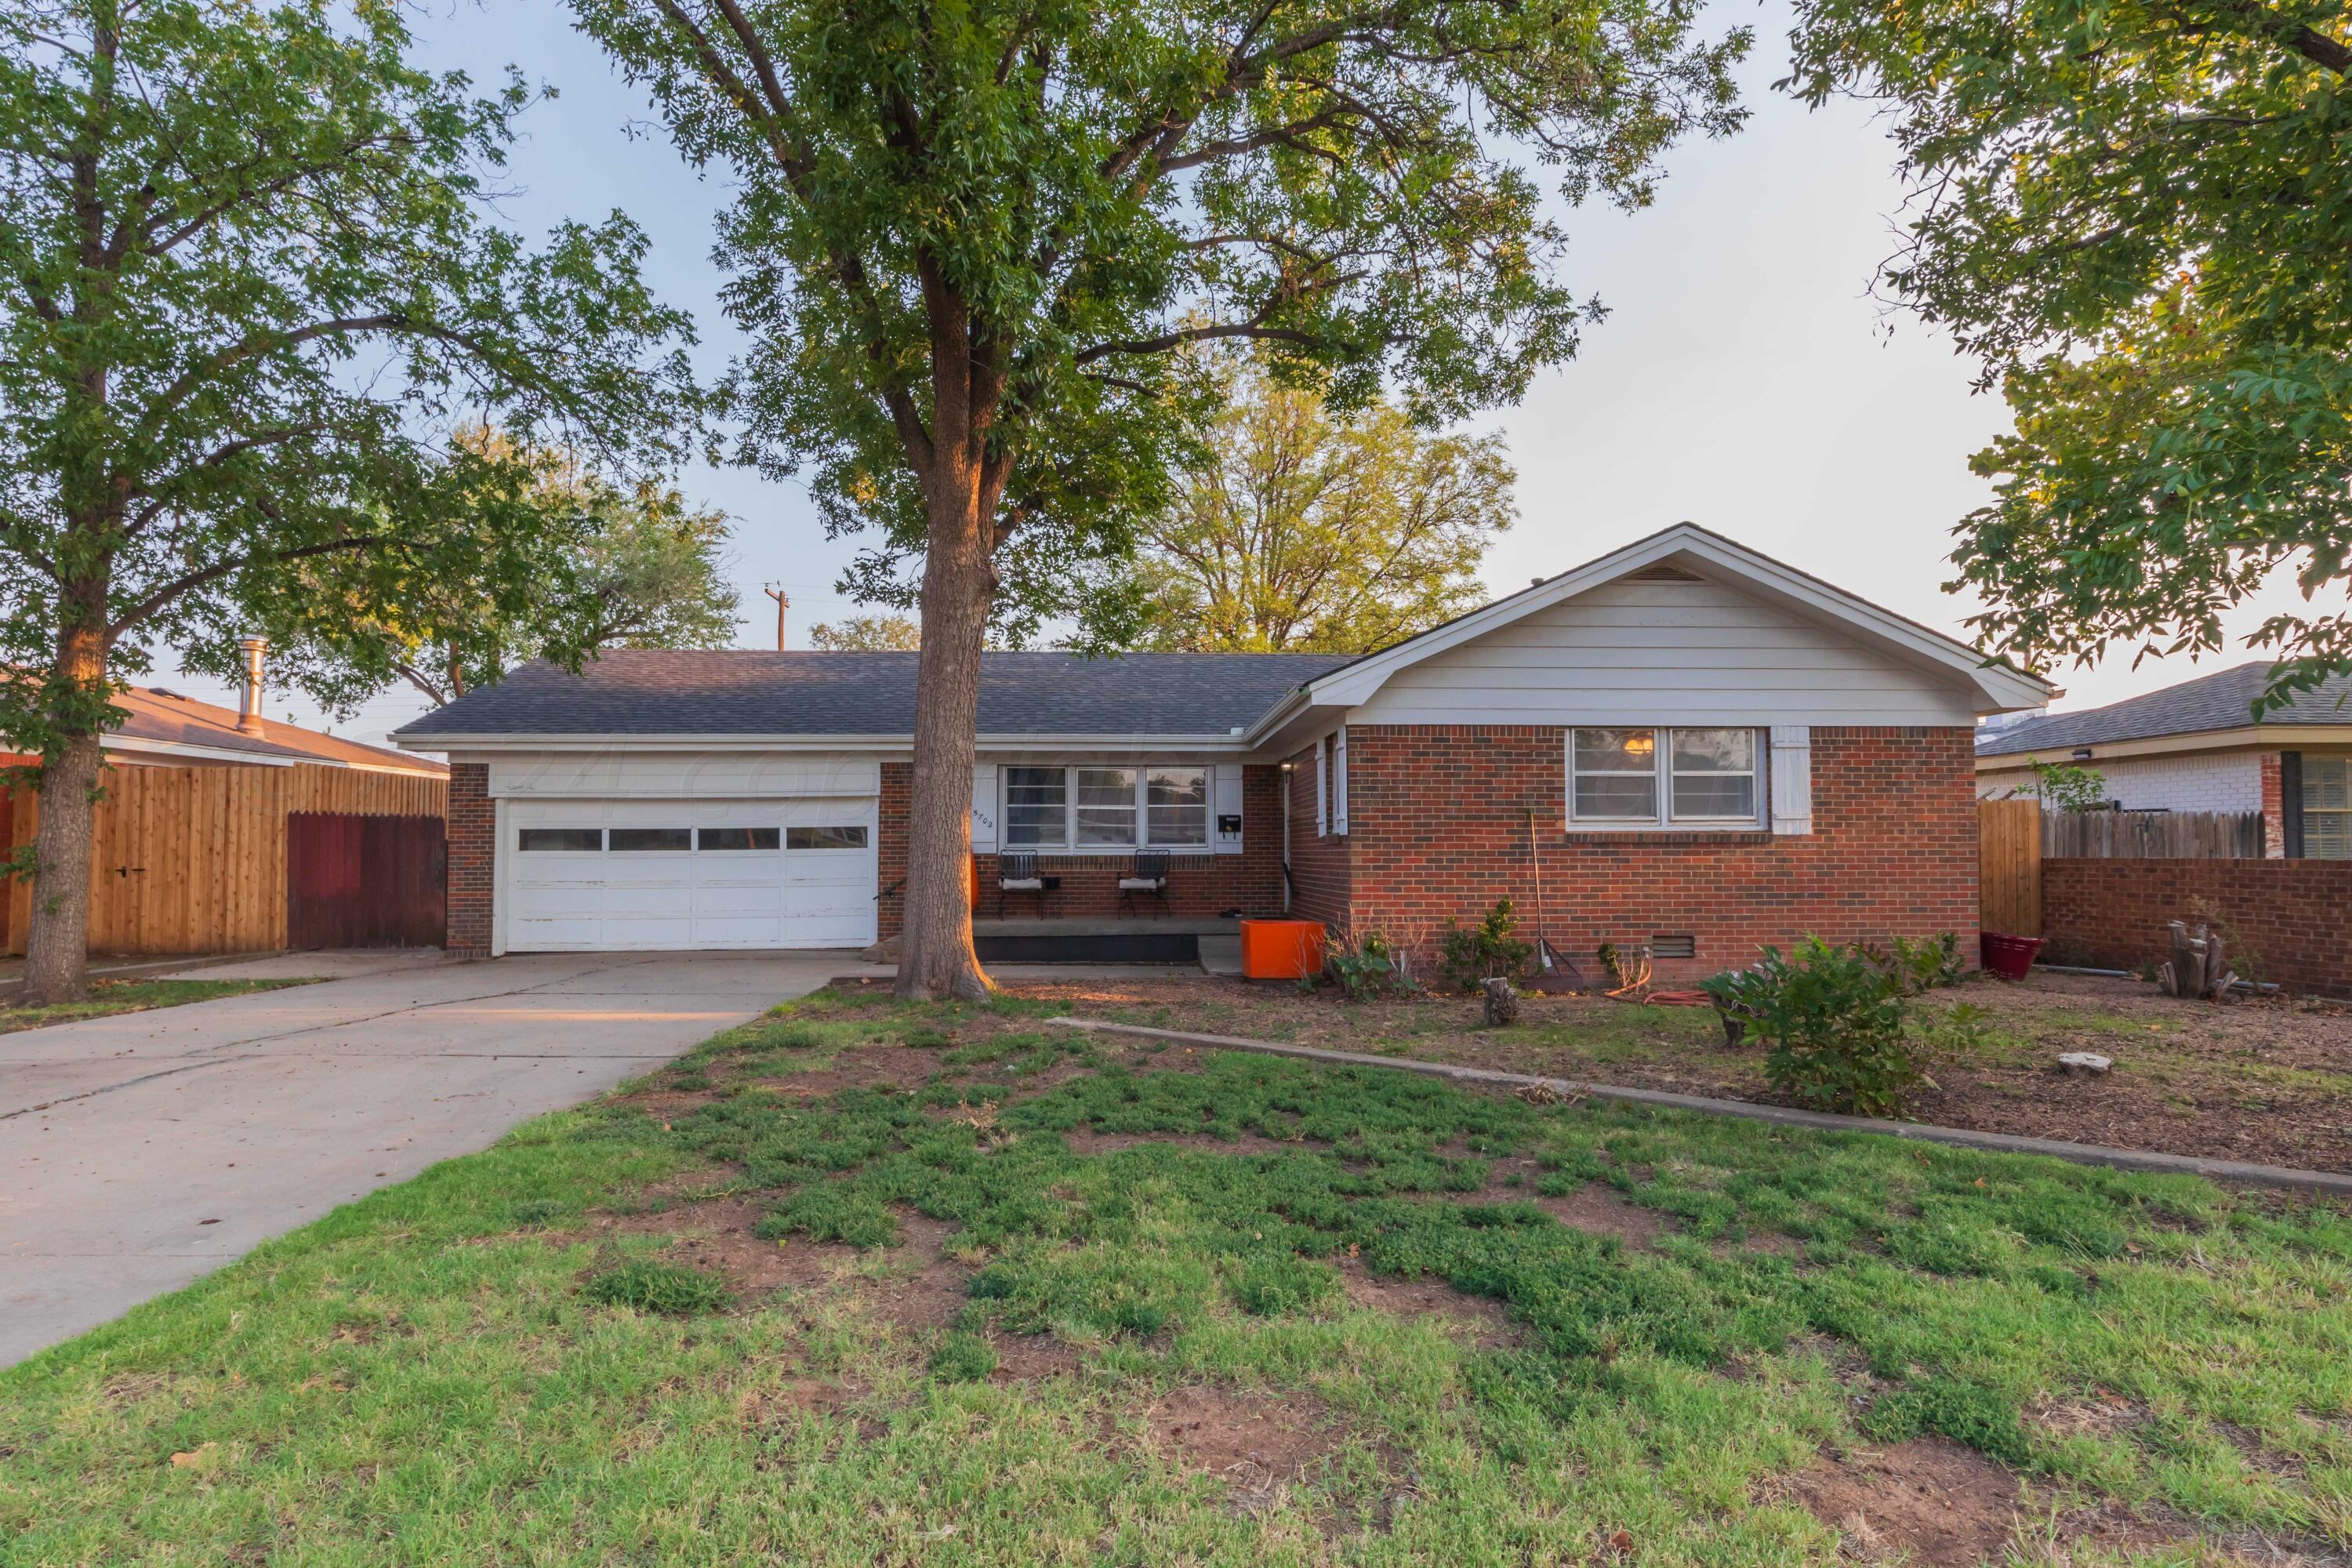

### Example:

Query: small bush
xmin=585 ymin=1259 xmax=728 ymax=1316
xmin=1323 ymin=927 xmax=1410 ymax=1000
xmin=1438 ymin=900 xmax=1535 ymax=993
xmin=1704 ymin=938 xmax=1923 ymax=1116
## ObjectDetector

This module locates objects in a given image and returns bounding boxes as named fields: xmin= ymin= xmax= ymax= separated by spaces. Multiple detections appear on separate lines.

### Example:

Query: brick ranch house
xmin=393 ymin=525 xmax=2051 ymax=978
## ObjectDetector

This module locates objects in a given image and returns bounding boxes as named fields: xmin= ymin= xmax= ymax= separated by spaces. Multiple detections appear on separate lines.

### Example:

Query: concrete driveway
xmin=0 ymin=949 xmax=876 ymax=1367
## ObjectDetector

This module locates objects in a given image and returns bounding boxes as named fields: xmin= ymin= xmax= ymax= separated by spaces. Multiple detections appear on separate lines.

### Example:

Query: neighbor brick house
xmin=396 ymin=525 xmax=2049 ymax=977
xmin=1976 ymin=662 xmax=2352 ymax=860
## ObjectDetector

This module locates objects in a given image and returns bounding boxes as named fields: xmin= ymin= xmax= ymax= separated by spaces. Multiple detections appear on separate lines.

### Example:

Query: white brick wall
xmin=1977 ymin=751 xmax=2262 ymax=811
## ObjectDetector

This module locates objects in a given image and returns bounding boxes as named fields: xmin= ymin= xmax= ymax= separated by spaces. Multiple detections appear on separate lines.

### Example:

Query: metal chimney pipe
xmin=236 ymin=635 xmax=268 ymax=734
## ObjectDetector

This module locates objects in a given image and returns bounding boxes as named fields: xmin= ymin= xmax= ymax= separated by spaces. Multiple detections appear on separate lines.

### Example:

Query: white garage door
xmin=504 ymin=797 xmax=877 ymax=951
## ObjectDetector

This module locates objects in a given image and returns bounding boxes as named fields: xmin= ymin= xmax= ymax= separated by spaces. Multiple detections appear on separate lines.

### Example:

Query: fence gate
xmin=1978 ymin=799 xmax=2042 ymax=938
xmin=286 ymin=813 xmax=447 ymax=949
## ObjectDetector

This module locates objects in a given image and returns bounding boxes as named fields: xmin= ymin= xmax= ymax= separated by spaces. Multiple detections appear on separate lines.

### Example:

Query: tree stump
xmin=1482 ymin=976 xmax=1520 ymax=1027
xmin=2158 ymin=921 xmax=2234 ymax=1002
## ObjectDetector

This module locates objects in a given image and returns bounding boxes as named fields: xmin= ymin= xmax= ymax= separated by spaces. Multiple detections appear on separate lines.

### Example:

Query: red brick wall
xmin=877 ymin=763 xmax=1287 ymax=937
xmin=1284 ymin=744 xmax=1351 ymax=926
xmin=1336 ymin=724 xmax=1980 ymax=983
xmin=446 ymin=762 xmax=494 ymax=958
xmin=2043 ymin=857 xmax=2352 ymax=995
xmin=2261 ymin=751 xmax=2287 ymax=858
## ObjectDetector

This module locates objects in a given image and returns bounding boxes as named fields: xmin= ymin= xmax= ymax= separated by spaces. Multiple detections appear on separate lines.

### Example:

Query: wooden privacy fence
xmin=4 ymin=764 xmax=447 ymax=956
xmin=1978 ymin=798 xmax=2042 ymax=938
xmin=2043 ymin=809 xmax=2265 ymax=860
xmin=286 ymin=813 xmax=445 ymax=949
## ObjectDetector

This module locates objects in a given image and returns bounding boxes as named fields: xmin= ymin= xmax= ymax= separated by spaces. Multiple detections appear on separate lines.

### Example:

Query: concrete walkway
xmin=1 ymin=949 xmax=877 ymax=1367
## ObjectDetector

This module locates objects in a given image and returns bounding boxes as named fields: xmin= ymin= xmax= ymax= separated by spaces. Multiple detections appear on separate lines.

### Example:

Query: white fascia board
xmin=1300 ymin=523 xmax=2056 ymax=716
xmin=404 ymin=731 xmax=1262 ymax=755
xmin=103 ymin=735 xmax=303 ymax=767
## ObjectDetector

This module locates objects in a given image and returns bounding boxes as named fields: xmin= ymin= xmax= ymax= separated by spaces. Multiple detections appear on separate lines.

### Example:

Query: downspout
xmin=1279 ymin=760 xmax=1293 ymax=912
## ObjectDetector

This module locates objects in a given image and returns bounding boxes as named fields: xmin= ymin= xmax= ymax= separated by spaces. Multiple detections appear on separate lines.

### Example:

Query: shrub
xmin=1875 ymin=931 xmax=1965 ymax=993
xmin=1430 ymin=893 xmax=1543 ymax=992
xmin=1323 ymin=927 xmax=1409 ymax=1000
xmin=584 ymin=1258 xmax=728 ymax=1316
xmin=1438 ymin=900 xmax=1535 ymax=993
xmin=1704 ymin=938 xmax=1923 ymax=1116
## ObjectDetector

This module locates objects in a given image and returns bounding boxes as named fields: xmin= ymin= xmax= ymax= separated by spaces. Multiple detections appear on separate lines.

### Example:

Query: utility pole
xmin=764 ymin=584 xmax=789 ymax=650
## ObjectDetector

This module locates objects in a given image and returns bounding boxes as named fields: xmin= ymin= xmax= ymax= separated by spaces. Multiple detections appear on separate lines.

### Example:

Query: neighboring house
xmin=394 ymin=524 xmax=2049 ymax=977
xmin=1975 ymin=662 xmax=2352 ymax=859
xmin=3 ymin=665 xmax=448 ymax=956
xmin=1 ymin=683 xmax=448 ymax=777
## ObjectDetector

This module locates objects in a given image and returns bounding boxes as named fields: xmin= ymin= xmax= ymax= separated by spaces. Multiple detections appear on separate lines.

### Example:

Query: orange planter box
xmin=1238 ymin=918 xmax=1326 ymax=981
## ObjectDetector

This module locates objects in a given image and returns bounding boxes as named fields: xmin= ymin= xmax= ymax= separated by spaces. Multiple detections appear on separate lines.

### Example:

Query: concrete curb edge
xmin=1046 ymin=1016 xmax=2352 ymax=1196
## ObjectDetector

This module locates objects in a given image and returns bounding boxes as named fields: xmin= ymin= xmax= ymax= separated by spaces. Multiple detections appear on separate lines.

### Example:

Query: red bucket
xmin=1980 ymin=931 xmax=2042 ymax=981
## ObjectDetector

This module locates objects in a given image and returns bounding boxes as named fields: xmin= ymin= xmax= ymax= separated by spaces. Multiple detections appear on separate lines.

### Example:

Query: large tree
xmin=250 ymin=432 xmax=740 ymax=709
xmin=0 ymin=0 xmax=693 ymax=1003
xmin=1786 ymin=0 xmax=2352 ymax=706
xmin=575 ymin=0 xmax=1747 ymax=999
xmin=1132 ymin=350 xmax=1513 ymax=652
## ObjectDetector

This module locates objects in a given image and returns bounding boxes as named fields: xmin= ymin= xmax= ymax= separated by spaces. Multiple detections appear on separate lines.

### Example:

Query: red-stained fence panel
xmin=286 ymin=813 xmax=447 ymax=949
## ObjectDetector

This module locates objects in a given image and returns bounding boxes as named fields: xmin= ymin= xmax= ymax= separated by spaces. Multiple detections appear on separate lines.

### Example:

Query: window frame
xmin=2301 ymin=755 xmax=2352 ymax=861
xmin=1567 ymin=727 xmax=1766 ymax=830
xmin=997 ymin=764 xmax=1214 ymax=851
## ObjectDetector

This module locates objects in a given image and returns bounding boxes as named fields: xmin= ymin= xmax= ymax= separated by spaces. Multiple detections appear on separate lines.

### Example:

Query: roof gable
xmin=1297 ymin=524 xmax=2053 ymax=716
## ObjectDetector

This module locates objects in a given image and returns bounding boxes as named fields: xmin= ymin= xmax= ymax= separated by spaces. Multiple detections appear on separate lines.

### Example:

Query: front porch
xmin=866 ymin=916 xmax=1247 ymax=973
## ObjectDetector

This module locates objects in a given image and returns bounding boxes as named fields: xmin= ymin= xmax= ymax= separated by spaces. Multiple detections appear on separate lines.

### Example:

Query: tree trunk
xmin=20 ymin=620 xmax=111 ymax=1005
xmin=895 ymin=464 xmax=998 ymax=1001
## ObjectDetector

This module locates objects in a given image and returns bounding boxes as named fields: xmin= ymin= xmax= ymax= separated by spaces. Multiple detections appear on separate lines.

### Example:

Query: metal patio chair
xmin=1118 ymin=851 xmax=1171 ymax=917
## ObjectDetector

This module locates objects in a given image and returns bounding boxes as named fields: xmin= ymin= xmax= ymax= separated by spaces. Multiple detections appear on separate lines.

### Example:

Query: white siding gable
xmin=1346 ymin=577 xmax=1980 ymax=728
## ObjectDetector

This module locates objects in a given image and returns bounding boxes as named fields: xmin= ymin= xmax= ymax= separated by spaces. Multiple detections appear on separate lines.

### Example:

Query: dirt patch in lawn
xmin=1789 ymin=1438 xmax=2018 ymax=1566
xmin=1336 ymin=1257 xmax=1519 ymax=1347
xmin=1532 ymin=1184 xmax=1672 ymax=1250
xmin=1148 ymin=1385 xmax=1341 ymax=1513
xmin=1007 ymin=973 xmax=2352 ymax=1174
xmin=989 ymin=1333 xmax=1085 ymax=1381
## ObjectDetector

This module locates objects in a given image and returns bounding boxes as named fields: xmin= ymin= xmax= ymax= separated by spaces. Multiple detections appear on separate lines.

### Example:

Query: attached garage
xmin=483 ymin=754 xmax=882 ymax=954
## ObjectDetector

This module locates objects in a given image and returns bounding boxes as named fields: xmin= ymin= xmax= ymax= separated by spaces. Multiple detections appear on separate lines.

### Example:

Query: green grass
xmin=0 ymin=975 xmax=313 ymax=1031
xmin=4 ymin=989 xmax=2349 ymax=1564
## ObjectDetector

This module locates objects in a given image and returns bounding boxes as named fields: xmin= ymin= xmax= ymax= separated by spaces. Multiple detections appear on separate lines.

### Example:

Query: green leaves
xmin=576 ymin=0 xmax=1748 ymax=619
xmin=1788 ymin=0 xmax=2352 ymax=712
xmin=0 ymin=0 xmax=699 ymax=764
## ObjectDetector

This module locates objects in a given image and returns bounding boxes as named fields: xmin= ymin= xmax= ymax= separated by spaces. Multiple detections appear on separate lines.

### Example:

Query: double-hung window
xmin=1570 ymin=728 xmax=1761 ymax=828
xmin=1000 ymin=764 xmax=1210 ymax=849
xmin=2303 ymin=757 xmax=2352 ymax=859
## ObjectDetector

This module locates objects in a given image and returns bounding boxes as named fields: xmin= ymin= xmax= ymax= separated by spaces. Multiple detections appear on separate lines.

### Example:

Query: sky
xmin=163 ymin=0 xmax=2325 ymax=749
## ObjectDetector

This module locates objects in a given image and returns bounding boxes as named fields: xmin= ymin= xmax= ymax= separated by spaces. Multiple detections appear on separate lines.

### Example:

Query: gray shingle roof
xmin=1977 ymin=660 xmax=2352 ymax=757
xmin=393 ymin=648 xmax=1351 ymax=741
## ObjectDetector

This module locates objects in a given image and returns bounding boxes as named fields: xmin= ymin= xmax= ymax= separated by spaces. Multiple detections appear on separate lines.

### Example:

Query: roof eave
xmin=397 ymin=730 xmax=1269 ymax=753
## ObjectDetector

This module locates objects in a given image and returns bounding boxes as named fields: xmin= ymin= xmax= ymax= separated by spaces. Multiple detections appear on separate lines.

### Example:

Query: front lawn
xmin=4 ymin=987 xmax=2348 ymax=1564
xmin=0 ymin=975 xmax=314 ymax=1033
xmin=1064 ymin=971 xmax=2352 ymax=1174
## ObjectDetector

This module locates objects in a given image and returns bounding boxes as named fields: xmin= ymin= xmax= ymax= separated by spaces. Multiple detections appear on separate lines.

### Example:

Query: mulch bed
xmin=1005 ymin=971 xmax=2352 ymax=1175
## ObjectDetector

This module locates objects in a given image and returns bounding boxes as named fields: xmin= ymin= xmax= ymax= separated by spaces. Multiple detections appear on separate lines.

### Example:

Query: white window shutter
xmin=1333 ymin=727 xmax=1349 ymax=835
xmin=1315 ymin=736 xmax=1328 ymax=837
xmin=1769 ymin=726 xmax=1812 ymax=835
xmin=971 ymin=764 xmax=999 ymax=852
xmin=1212 ymin=764 xmax=1245 ymax=854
